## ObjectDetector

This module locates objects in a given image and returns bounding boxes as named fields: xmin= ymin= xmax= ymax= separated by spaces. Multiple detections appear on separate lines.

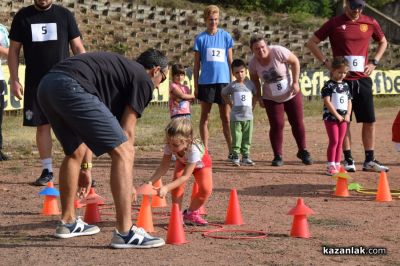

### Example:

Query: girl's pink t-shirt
xmin=169 ymin=82 xmax=191 ymax=117
xmin=249 ymin=45 xmax=295 ymax=103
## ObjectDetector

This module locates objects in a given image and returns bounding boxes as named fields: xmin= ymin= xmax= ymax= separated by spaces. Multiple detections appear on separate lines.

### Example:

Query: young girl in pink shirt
xmin=169 ymin=64 xmax=195 ymax=119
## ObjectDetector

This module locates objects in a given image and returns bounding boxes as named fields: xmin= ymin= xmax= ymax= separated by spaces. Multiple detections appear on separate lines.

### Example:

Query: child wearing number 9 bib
xmin=221 ymin=59 xmax=256 ymax=166
xmin=321 ymin=57 xmax=353 ymax=176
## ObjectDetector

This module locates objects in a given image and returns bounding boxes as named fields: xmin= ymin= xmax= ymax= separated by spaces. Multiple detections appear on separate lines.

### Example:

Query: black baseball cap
xmin=349 ymin=0 xmax=365 ymax=10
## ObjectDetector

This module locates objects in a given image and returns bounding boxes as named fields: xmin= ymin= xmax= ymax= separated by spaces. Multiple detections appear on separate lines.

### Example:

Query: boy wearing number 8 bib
xmin=222 ymin=59 xmax=256 ymax=166
xmin=321 ymin=57 xmax=352 ymax=176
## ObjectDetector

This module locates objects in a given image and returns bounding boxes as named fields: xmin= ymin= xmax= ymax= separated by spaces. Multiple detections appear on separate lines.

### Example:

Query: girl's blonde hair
xmin=204 ymin=5 xmax=219 ymax=21
xmin=165 ymin=117 xmax=194 ymax=144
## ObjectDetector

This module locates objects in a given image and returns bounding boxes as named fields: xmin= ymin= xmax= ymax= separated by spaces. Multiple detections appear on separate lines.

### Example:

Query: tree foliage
xmin=192 ymin=0 xmax=396 ymax=18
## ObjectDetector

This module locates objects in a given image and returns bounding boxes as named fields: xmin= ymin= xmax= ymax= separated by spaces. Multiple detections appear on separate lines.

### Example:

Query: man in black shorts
xmin=8 ymin=0 xmax=86 ymax=185
xmin=37 ymin=49 xmax=168 ymax=248
xmin=306 ymin=0 xmax=388 ymax=172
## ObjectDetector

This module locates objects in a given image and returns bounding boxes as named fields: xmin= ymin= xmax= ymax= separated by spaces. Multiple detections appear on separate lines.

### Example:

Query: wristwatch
xmin=81 ymin=162 xmax=93 ymax=170
xmin=371 ymin=59 xmax=379 ymax=66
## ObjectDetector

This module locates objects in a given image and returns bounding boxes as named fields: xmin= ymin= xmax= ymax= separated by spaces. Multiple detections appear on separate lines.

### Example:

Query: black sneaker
xmin=34 ymin=169 xmax=55 ymax=186
xmin=228 ymin=153 xmax=234 ymax=162
xmin=54 ymin=217 xmax=100 ymax=238
xmin=297 ymin=150 xmax=313 ymax=165
xmin=271 ymin=155 xmax=284 ymax=166
xmin=0 ymin=150 xmax=9 ymax=161
xmin=110 ymin=225 xmax=165 ymax=249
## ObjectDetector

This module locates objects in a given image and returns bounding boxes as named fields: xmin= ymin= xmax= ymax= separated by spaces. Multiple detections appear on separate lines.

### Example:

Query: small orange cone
xmin=39 ymin=182 xmax=60 ymax=215
xmin=333 ymin=167 xmax=351 ymax=197
xmin=376 ymin=171 xmax=392 ymax=202
xmin=42 ymin=196 xmax=60 ymax=215
xmin=191 ymin=182 xmax=207 ymax=215
xmin=80 ymin=188 xmax=104 ymax=224
xmin=225 ymin=189 xmax=244 ymax=225
xmin=166 ymin=203 xmax=187 ymax=245
xmin=152 ymin=179 xmax=167 ymax=208
xmin=136 ymin=195 xmax=155 ymax=232
xmin=287 ymin=198 xmax=314 ymax=238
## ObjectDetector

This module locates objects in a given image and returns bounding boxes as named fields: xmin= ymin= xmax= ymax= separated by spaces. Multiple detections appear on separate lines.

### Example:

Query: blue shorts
xmin=37 ymin=72 xmax=127 ymax=156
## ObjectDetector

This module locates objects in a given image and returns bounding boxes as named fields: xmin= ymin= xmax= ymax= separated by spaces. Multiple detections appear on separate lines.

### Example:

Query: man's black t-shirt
xmin=51 ymin=52 xmax=154 ymax=120
xmin=9 ymin=4 xmax=81 ymax=87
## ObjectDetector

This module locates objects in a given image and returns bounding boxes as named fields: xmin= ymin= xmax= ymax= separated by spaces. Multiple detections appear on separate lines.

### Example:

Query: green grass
xmin=3 ymin=96 xmax=399 ymax=157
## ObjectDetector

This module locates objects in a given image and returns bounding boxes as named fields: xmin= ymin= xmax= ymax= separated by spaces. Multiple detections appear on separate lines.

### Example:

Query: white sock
xmin=41 ymin=158 xmax=53 ymax=173
xmin=335 ymin=162 xmax=340 ymax=168
xmin=327 ymin=162 xmax=335 ymax=167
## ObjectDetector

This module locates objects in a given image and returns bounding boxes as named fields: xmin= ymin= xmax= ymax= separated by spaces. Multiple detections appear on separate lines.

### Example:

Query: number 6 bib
xmin=269 ymin=79 xmax=289 ymax=97
xmin=331 ymin=93 xmax=348 ymax=111
xmin=344 ymin=55 xmax=365 ymax=72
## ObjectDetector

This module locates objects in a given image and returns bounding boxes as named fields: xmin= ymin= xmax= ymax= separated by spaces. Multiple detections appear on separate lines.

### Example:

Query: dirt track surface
xmin=1 ymin=107 xmax=399 ymax=265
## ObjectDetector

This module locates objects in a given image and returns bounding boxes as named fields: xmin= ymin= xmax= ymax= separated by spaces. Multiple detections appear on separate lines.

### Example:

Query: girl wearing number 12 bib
xmin=321 ymin=57 xmax=352 ymax=176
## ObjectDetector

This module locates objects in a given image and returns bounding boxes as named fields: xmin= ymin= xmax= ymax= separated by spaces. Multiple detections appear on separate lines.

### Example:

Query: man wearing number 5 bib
xmin=306 ymin=0 xmax=388 ymax=172
xmin=8 ymin=0 xmax=86 ymax=185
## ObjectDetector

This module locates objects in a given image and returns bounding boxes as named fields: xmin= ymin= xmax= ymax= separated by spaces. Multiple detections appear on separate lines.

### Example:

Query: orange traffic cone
xmin=136 ymin=195 xmax=155 ymax=232
xmin=333 ymin=167 xmax=351 ymax=197
xmin=42 ymin=196 xmax=61 ymax=215
xmin=225 ymin=189 xmax=244 ymax=225
xmin=191 ymin=182 xmax=207 ymax=215
xmin=74 ymin=198 xmax=85 ymax=209
xmin=80 ymin=188 xmax=104 ymax=224
xmin=39 ymin=182 xmax=60 ymax=215
xmin=166 ymin=203 xmax=187 ymax=245
xmin=287 ymin=198 xmax=314 ymax=238
xmin=376 ymin=171 xmax=392 ymax=202
xmin=152 ymin=179 xmax=167 ymax=208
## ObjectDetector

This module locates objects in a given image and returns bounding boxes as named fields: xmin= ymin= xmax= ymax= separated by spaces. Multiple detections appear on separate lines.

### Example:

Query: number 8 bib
xmin=233 ymin=91 xmax=252 ymax=107
xmin=269 ymin=79 xmax=289 ymax=97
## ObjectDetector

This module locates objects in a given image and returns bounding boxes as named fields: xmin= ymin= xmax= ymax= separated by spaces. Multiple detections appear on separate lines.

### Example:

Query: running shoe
xmin=241 ymin=155 xmax=255 ymax=166
xmin=297 ymin=150 xmax=313 ymax=165
xmin=34 ymin=169 xmax=54 ymax=186
xmin=110 ymin=225 xmax=165 ymax=249
xmin=271 ymin=155 xmax=284 ymax=166
xmin=55 ymin=217 xmax=100 ymax=238
xmin=326 ymin=165 xmax=338 ymax=176
xmin=232 ymin=154 xmax=240 ymax=166
xmin=362 ymin=159 xmax=389 ymax=172
xmin=343 ymin=158 xmax=356 ymax=172
xmin=183 ymin=209 xmax=208 ymax=226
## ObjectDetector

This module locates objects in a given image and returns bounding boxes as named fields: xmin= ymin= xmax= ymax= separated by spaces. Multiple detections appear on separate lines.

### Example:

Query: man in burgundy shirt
xmin=306 ymin=0 xmax=388 ymax=173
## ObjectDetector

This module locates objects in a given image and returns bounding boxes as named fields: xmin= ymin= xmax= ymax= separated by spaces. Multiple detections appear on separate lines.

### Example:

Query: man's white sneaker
xmin=362 ymin=159 xmax=389 ymax=172
xmin=343 ymin=159 xmax=356 ymax=172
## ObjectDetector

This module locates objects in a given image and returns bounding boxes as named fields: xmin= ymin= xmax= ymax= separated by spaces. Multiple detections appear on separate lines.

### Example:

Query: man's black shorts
xmin=346 ymin=77 xmax=375 ymax=123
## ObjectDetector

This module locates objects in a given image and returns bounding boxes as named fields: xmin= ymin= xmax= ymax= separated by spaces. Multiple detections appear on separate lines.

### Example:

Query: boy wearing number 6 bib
xmin=222 ymin=59 xmax=256 ymax=166
xmin=321 ymin=57 xmax=352 ymax=176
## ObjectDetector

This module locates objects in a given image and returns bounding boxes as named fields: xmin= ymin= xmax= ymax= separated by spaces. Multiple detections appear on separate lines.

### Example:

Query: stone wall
xmin=1 ymin=0 xmax=399 ymax=69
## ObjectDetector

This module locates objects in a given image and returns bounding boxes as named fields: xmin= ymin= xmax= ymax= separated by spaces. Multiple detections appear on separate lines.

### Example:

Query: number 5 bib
xmin=269 ymin=79 xmax=289 ymax=97
xmin=344 ymin=55 xmax=365 ymax=72
xmin=31 ymin=23 xmax=58 ymax=42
